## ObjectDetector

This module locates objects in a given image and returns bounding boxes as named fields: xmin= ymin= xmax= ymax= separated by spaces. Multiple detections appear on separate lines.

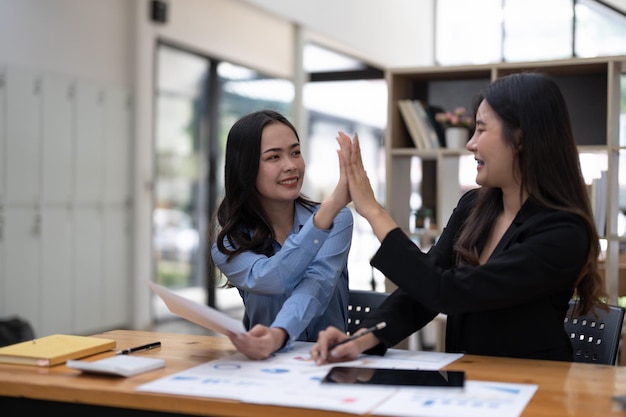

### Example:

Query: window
xmin=303 ymin=44 xmax=388 ymax=291
xmin=576 ymin=0 xmax=626 ymax=57
xmin=503 ymin=0 xmax=573 ymax=62
xmin=153 ymin=43 xmax=293 ymax=320
xmin=435 ymin=0 xmax=502 ymax=65
xmin=436 ymin=0 xmax=626 ymax=65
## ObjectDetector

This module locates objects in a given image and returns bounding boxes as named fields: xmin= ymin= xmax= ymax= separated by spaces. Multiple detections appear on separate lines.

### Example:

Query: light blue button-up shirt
xmin=211 ymin=202 xmax=352 ymax=348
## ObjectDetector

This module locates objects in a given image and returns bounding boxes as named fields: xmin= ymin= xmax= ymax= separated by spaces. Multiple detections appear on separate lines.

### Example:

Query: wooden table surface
xmin=1 ymin=329 xmax=626 ymax=416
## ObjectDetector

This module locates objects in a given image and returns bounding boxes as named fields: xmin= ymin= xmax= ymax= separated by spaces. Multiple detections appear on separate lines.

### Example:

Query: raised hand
xmin=336 ymin=131 xmax=399 ymax=243
xmin=336 ymin=131 xmax=378 ymax=217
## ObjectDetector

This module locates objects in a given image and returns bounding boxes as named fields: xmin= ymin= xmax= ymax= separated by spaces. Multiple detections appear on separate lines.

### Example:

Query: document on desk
xmin=137 ymin=342 xmax=536 ymax=416
xmin=146 ymin=281 xmax=246 ymax=335
xmin=371 ymin=381 xmax=537 ymax=417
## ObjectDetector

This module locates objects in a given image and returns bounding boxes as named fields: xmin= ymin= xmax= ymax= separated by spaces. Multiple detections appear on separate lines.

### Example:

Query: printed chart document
xmin=371 ymin=381 xmax=537 ymax=417
xmin=136 ymin=342 xmax=535 ymax=416
xmin=146 ymin=281 xmax=246 ymax=336
xmin=138 ymin=342 xmax=455 ymax=414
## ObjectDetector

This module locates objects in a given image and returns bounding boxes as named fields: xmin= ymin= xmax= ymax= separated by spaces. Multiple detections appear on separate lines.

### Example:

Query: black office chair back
xmin=347 ymin=290 xmax=388 ymax=336
xmin=564 ymin=299 xmax=625 ymax=365
xmin=0 ymin=316 xmax=35 ymax=347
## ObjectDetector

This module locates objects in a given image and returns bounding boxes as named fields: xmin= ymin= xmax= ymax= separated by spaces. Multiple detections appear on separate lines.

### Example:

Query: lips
xmin=278 ymin=177 xmax=299 ymax=185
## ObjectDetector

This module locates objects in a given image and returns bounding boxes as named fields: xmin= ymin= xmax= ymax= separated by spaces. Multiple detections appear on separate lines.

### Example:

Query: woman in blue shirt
xmin=211 ymin=110 xmax=353 ymax=360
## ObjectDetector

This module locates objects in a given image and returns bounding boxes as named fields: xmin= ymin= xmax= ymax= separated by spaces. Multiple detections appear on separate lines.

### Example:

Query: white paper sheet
xmin=135 ymin=342 xmax=539 ymax=417
xmin=146 ymin=280 xmax=246 ymax=335
xmin=372 ymin=381 xmax=538 ymax=417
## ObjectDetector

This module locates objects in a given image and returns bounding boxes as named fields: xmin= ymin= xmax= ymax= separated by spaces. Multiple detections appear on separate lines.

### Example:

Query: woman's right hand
xmin=312 ymin=131 xmax=354 ymax=230
xmin=336 ymin=131 xmax=398 ymax=242
xmin=327 ymin=131 xmax=353 ymax=210
xmin=336 ymin=131 xmax=378 ymax=218
xmin=310 ymin=325 xmax=378 ymax=365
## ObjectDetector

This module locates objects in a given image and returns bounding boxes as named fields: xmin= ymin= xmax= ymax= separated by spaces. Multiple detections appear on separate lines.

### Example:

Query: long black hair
xmin=454 ymin=72 xmax=606 ymax=314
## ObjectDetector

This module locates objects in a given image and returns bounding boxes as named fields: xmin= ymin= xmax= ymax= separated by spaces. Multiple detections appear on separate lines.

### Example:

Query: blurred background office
xmin=0 ymin=0 xmax=624 ymax=341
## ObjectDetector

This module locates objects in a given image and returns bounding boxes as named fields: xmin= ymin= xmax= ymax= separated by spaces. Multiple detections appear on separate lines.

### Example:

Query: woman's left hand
xmin=227 ymin=325 xmax=287 ymax=360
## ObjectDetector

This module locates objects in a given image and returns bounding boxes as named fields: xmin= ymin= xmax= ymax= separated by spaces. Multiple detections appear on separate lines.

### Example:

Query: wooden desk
xmin=1 ymin=329 xmax=626 ymax=416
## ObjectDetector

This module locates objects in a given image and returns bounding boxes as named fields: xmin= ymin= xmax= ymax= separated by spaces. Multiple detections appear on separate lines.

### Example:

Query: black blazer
xmin=362 ymin=188 xmax=588 ymax=361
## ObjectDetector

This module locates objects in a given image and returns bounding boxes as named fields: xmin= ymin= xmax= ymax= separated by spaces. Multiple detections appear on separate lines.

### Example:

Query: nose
xmin=466 ymin=131 xmax=477 ymax=152
xmin=283 ymin=157 xmax=297 ymax=171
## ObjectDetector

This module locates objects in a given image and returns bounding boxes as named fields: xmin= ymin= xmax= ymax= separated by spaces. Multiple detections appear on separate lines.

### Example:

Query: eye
xmin=291 ymin=149 xmax=302 ymax=157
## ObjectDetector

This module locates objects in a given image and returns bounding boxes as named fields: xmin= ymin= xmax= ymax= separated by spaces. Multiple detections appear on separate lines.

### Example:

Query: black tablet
xmin=321 ymin=366 xmax=465 ymax=387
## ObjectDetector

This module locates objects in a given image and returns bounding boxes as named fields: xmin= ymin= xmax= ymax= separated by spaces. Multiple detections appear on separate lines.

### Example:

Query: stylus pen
xmin=328 ymin=322 xmax=387 ymax=351
xmin=116 ymin=341 xmax=162 ymax=355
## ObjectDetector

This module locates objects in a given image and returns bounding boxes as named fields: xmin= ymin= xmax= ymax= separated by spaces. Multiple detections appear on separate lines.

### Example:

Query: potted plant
xmin=435 ymin=107 xmax=475 ymax=148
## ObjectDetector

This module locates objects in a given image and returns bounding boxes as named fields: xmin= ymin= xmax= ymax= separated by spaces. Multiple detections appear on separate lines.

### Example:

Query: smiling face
xmin=256 ymin=122 xmax=305 ymax=207
xmin=467 ymin=100 xmax=520 ymax=192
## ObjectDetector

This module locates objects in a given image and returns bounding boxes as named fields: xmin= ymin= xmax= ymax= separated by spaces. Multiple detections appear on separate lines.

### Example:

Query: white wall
xmin=138 ymin=0 xmax=294 ymax=78
xmin=242 ymin=0 xmax=435 ymax=68
xmin=0 ymin=0 xmax=134 ymax=88
xmin=605 ymin=0 xmax=626 ymax=12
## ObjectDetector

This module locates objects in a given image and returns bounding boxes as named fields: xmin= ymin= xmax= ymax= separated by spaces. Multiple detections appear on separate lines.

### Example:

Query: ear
xmin=515 ymin=129 xmax=523 ymax=150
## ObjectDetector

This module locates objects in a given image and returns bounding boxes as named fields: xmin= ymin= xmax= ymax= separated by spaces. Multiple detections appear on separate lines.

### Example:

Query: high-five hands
xmin=336 ymin=131 xmax=378 ymax=218
xmin=336 ymin=131 xmax=399 ymax=243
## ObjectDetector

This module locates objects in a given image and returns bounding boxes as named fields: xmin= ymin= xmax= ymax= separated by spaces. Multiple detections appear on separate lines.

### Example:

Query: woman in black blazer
xmin=312 ymin=72 xmax=607 ymax=363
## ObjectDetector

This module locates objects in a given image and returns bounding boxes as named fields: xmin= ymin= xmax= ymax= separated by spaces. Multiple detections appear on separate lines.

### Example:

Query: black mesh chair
xmin=347 ymin=290 xmax=388 ymax=336
xmin=564 ymin=299 xmax=625 ymax=365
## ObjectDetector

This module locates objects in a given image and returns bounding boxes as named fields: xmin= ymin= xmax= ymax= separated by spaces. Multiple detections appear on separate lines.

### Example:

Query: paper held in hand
xmin=146 ymin=280 xmax=246 ymax=336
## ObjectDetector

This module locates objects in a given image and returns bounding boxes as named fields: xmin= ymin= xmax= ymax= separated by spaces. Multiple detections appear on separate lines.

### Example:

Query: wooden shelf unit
xmin=384 ymin=56 xmax=626 ymax=302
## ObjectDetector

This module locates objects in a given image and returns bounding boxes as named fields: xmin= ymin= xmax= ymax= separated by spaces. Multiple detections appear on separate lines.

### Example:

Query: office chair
xmin=0 ymin=316 xmax=35 ymax=347
xmin=347 ymin=289 xmax=389 ymax=336
xmin=564 ymin=299 xmax=625 ymax=365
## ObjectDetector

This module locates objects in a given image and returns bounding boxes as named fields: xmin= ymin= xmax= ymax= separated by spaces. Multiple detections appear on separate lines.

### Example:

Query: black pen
xmin=116 ymin=341 xmax=162 ymax=355
xmin=328 ymin=322 xmax=387 ymax=351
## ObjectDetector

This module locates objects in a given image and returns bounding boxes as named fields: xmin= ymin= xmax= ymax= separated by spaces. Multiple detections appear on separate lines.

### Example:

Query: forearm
xmin=313 ymin=196 xmax=346 ymax=230
xmin=272 ymin=294 xmax=322 ymax=343
xmin=211 ymin=220 xmax=331 ymax=293
xmin=361 ymin=203 xmax=399 ymax=243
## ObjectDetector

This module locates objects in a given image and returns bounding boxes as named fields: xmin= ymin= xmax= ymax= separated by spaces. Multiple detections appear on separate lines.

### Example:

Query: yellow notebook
xmin=0 ymin=334 xmax=116 ymax=367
